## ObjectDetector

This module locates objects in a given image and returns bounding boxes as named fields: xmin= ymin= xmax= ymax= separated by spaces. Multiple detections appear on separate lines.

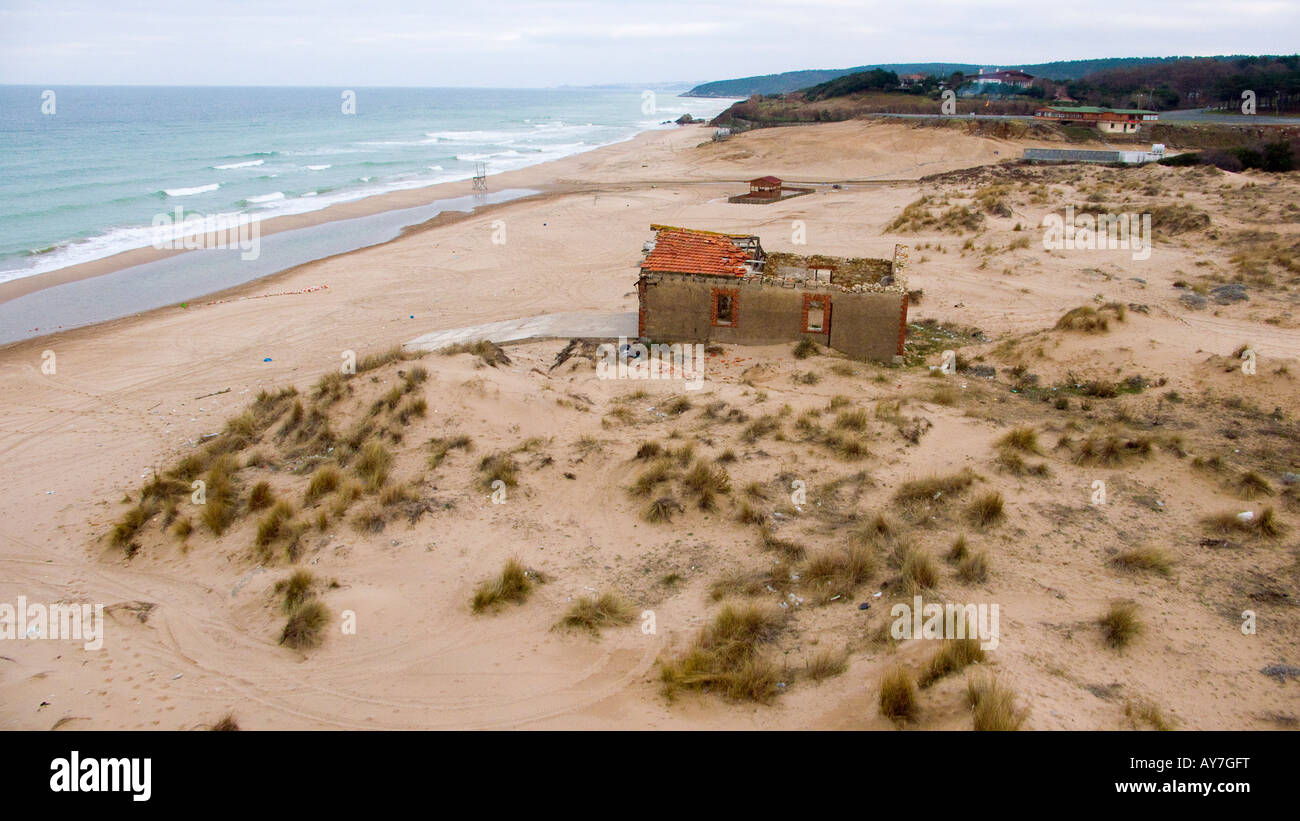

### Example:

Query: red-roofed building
xmin=636 ymin=225 xmax=911 ymax=363
xmin=727 ymin=175 xmax=813 ymax=204
xmin=639 ymin=225 xmax=762 ymax=277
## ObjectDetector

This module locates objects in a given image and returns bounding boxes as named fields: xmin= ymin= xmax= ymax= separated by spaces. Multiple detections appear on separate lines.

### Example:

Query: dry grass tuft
xmin=659 ymin=604 xmax=786 ymax=702
xmin=354 ymin=441 xmax=393 ymax=492
xmin=802 ymin=647 xmax=850 ymax=682
xmin=919 ymin=636 xmax=985 ymax=687
xmin=557 ymin=592 xmax=636 ymax=635
xmin=471 ymin=556 xmax=536 ymax=613
xmin=966 ymin=672 xmax=1026 ymax=730
xmin=966 ymin=491 xmax=1005 ymax=528
xmin=279 ymin=600 xmax=329 ymax=650
xmin=1109 ymin=546 xmax=1173 ymax=576
xmin=878 ymin=665 xmax=918 ymax=721
xmin=1100 ymin=601 xmax=1142 ymax=649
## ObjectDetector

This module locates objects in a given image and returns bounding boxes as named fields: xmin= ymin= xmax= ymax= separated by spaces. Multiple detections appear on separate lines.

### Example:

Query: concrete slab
xmin=404 ymin=311 xmax=637 ymax=352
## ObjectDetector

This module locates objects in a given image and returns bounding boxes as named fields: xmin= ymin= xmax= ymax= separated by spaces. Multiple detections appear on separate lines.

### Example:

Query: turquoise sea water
xmin=0 ymin=86 xmax=733 ymax=285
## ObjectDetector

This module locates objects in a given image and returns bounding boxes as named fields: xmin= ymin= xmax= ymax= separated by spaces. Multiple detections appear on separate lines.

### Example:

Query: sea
xmin=0 ymin=85 xmax=733 ymax=292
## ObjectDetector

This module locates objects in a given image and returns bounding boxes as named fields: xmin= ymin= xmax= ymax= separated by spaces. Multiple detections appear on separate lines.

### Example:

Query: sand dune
xmin=1 ymin=120 xmax=1297 ymax=730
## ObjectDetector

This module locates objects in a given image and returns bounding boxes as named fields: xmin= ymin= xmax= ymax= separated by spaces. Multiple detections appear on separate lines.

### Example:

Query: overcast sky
xmin=2 ymin=0 xmax=1297 ymax=87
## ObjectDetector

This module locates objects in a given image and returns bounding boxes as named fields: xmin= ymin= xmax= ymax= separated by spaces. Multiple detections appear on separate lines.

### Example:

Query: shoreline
xmin=0 ymin=125 xmax=714 ymax=347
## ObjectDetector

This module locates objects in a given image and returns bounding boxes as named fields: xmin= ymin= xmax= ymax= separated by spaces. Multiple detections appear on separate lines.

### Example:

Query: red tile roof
xmin=750 ymin=175 xmax=782 ymax=186
xmin=641 ymin=228 xmax=753 ymax=277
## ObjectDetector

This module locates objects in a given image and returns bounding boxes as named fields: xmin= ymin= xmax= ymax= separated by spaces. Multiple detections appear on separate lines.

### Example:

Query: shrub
xmin=354 ymin=441 xmax=393 ymax=492
xmin=966 ymin=673 xmax=1025 ymax=731
xmin=659 ymin=604 xmax=785 ymax=702
xmin=280 ymin=600 xmax=329 ymax=650
xmin=878 ymin=666 xmax=917 ymax=721
xmin=471 ymin=557 xmax=535 ymax=613
xmin=966 ymin=492 xmax=1005 ymax=528
xmin=1109 ymin=547 xmax=1172 ymax=576
xmin=1100 ymin=601 xmax=1141 ymax=649
xmin=919 ymin=637 xmax=985 ymax=687
xmin=557 ymin=593 xmax=635 ymax=635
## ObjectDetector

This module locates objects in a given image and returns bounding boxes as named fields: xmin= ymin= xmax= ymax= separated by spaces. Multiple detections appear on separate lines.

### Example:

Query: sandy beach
xmin=2 ymin=117 xmax=1297 ymax=730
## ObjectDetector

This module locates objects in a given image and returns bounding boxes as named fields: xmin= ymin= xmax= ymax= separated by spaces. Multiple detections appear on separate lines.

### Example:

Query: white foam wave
xmin=164 ymin=183 xmax=220 ymax=197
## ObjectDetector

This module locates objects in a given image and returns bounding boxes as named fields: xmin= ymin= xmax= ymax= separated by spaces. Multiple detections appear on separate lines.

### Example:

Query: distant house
xmin=899 ymin=72 xmax=929 ymax=86
xmin=636 ymin=225 xmax=910 ymax=362
xmin=727 ymin=175 xmax=813 ymax=205
xmin=974 ymin=68 xmax=1034 ymax=88
xmin=1034 ymin=105 xmax=1159 ymax=134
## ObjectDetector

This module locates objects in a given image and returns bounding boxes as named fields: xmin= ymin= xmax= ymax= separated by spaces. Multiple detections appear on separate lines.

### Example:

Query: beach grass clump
xmin=1055 ymin=303 xmax=1125 ymax=333
xmin=793 ymin=338 xmax=820 ymax=359
xmin=557 ymin=592 xmax=636 ymax=635
xmin=247 ymin=480 xmax=274 ymax=512
xmin=966 ymin=672 xmax=1026 ymax=731
xmin=1230 ymin=470 xmax=1275 ymax=500
xmin=476 ymin=451 xmax=519 ymax=492
xmin=350 ymin=502 xmax=388 ymax=533
xmin=209 ymin=713 xmax=240 ymax=731
xmin=759 ymin=523 xmax=807 ymax=561
xmin=1201 ymin=507 xmax=1284 ymax=539
xmin=643 ymin=495 xmax=684 ymax=523
xmin=802 ymin=647 xmax=850 ymax=682
xmin=304 ymin=465 xmax=341 ymax=504
xmin=1071 ymin=436 xmax=1152 ymax=467
xmin=471 ymin=556 xmax=536 ymax=613
xmin=893 ymin=468 xmax=976 ymax=512
xmin=630 ymin=458 xmax=677 ymax=497
xmin=966 ymin=491 xmax=1005 ymax=528
xmin=918 ymin=636 xmax=985 ymax=688
xmin=279 ymin=599 xmax=330 ymax=650
xmin=878 ymin=666 xmax=918 ymax=721
xmin=741 ymin=414 xmax=781 ymax=443
xmin=946 ymin=534 xmax=969 ymax=563
xmin=658 ymin=604 xmax=785 ymax=702
xmin=353 ymin=440 xmax=393 ymax=492
xmin=736 ymin=500 xmax=767 ymax=525
xmin=956 ymin=550 xmax=990 ymax=583
xmin=834 ymin=409 xmax=870 ymax=432
xmin=1109 ymin=546 xmax=1173 ymax=576
xmin=681 ymin=460 xmax=731 ymax=510
xmin=1125 ymin=698 xmax=1175 ymax=731
xmin=633 ymin=441 xmax=663 ymax=460
xmin=199 ymin=455 xmax=241 ymax=537
xmin=329 ymin=480 xmax=364 ymax=518
xmin=1100 ymin=601 xmax=1142 ymax=649
xmin=274 ymin=569 xmax=317 ymax=613
xmin=997 ymin=426 xmax=1041 ymax=454
xmin=427 ymin=434 xmax=473 ymax=469
xmin=800 ymin=543 xmax=876 ymax=602
xmin=110 ymin=503 xmax=156 ymax=552
xmin=438 ymin=339 xmax=510 ymax=367
xmin=709 ymin=568 xmax=787 ymax=601
xmin=899 ymin=548 xmax=939 ymax=594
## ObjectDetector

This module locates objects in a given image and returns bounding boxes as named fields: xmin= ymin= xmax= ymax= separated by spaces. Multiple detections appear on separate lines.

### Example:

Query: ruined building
xmin=636 ymin=225 xmax=909 ymax=362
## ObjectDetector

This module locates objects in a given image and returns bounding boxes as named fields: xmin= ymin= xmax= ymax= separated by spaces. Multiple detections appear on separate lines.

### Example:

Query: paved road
xmin=404 ymin=311 xmax=637 ymax=352
xmin=1158 ymin=108 xmax=1300 ymax=125
xmin=866 ymin=109 xmax=1300 ymax=126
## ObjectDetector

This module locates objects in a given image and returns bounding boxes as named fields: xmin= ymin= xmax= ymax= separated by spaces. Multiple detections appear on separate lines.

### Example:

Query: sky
xmin=1 ymin=0 xmax=1298 ymax=87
